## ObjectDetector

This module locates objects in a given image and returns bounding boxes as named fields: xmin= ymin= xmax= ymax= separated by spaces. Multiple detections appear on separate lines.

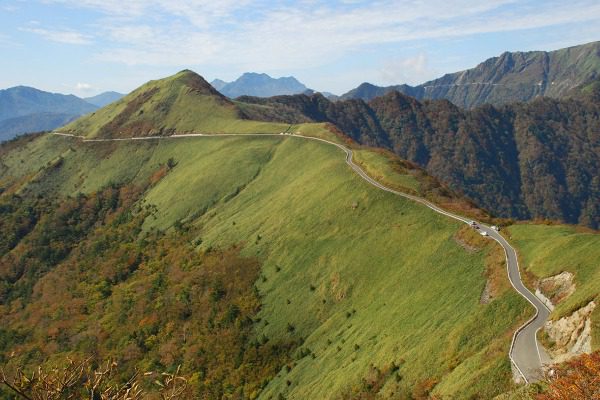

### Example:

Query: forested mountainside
xmin=340 ymin=41 xmax=600 ymax=108
xmin=238 ymin=81 xmax=600 ymax=228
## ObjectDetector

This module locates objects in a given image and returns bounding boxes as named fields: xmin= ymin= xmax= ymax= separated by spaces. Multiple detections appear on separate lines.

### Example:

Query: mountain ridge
xmin=340 ymin=41 xmax=600 ymax=108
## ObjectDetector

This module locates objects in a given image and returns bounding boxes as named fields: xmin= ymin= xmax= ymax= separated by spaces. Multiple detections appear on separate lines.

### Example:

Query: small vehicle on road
xmin=469 ymin=221 xmax=477 ymax=227
xmin=491 ymin=225 xmax=500 ymax=231
xmin=480 ymin=231 xmax=488 ymax=236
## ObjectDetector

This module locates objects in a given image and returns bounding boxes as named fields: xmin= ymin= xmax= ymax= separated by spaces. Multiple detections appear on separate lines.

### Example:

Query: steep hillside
xmin=238 ymin=86 xmax=600 ymax=228
xmin=212 ymin=72 xmax=308 ymax=98
xmin=341 ymin=41 xmax=600 ymax=108
xmin=0 ymin=86 xmax=97 ymax=141
xmin=60 ymin=70 xmax=291 ymax=138
xmin=84 ymin=91 xmax=125 ymax=107
xmin=0 ymin=127 xmax=530 ymax=399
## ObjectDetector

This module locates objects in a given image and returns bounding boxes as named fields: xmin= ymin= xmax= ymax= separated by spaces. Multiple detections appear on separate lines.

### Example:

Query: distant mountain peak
xmin=211 ymin=72 xmax=308 ymax=98
xmin=84 ymin=91 xmax=125 ymax=107
xmin=357 ymin=82 xmax=377 ymax=89
xmin=241 ymin=72 xmax=269 ymax=77
xmin=210 ymin=79 xmax=228 ymax=91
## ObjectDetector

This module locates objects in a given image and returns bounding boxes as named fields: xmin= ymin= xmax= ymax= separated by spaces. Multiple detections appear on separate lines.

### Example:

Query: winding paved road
xmin=52 ymin=130 xmax=550 ymax=383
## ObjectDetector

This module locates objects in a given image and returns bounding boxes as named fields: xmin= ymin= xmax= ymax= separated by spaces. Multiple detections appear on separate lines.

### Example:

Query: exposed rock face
xmin=536 ymin=271 xmax=576 ymax=310
xmin=538 ymin=271 xmax=576 ymax=304
xmin=544 ymin=301 xmax=596 ymax=363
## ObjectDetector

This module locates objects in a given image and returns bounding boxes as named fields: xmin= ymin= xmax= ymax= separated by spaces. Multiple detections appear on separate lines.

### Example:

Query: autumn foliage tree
xmin=0 ymin=176 xmax=298 ymax=398
xmin=537 ymin=351 xmax=600 ymax=400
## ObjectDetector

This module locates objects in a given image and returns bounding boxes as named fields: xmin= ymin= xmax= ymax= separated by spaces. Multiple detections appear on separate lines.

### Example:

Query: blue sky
xmin=1 ymin=0 xmax=599 ymax=96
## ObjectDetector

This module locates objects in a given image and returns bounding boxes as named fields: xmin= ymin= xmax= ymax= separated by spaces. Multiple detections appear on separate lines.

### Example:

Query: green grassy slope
xmin=0 ymin=133 xmax=529 ymax=398
xmin=507 ymin=224 xmax=600 ymax=349
xmin=59 ymin=70 xmax=291 ymax=138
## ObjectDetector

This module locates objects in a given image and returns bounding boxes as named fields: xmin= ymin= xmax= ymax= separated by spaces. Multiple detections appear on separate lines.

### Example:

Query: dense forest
xmin=0 ymin=170 xmax=297 ymax=399
xmin=238 ymin=81 xmax=600 ymax=228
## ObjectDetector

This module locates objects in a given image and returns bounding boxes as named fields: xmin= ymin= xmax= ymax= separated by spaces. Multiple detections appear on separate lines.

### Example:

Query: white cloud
xmin=76 ymin=82 xmax=93 ymax=91
xmin=379 ymin=53 xmax=437 ymax=85
xmin=46 ymin=0 xmax=253 ymax=27
xmin=40 ymin=0 xmax=600 ymax=76
xmin=21 ymin=27 xmax=92 ymax=44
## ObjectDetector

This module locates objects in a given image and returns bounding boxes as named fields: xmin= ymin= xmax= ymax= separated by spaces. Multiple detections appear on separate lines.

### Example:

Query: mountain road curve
xmin=51 ymin=130 xmax=550 ymax=383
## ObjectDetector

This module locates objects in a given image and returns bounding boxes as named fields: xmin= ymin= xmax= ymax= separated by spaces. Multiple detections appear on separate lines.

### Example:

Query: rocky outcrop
xmin=538 ymin=272 xmax=576 ymax=304
xmin=543 ymin=301 xmax=596 ymax=363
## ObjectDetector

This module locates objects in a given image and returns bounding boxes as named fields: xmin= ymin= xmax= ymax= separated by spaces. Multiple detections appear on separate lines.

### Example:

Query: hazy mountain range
xmin=211 ymin=72 xmax=308 ymax=98
xmin=84 ymin=91 xmax=125 ymax=107
xmin=0 ymin=87 xmax=124 ymax=142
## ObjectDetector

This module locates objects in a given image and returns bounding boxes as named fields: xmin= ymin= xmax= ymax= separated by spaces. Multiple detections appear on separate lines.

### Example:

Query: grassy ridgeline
xmin=0 ymin=134 xmax=529 ymax=398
